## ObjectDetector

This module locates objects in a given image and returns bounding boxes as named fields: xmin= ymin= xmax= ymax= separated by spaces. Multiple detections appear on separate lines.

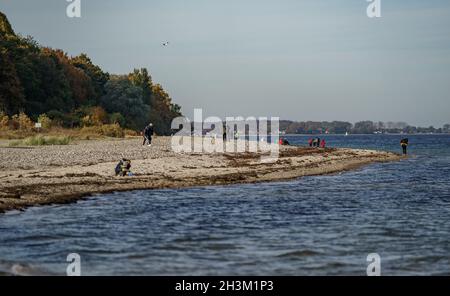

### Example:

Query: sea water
xmin=0 ymin=134 xmax=449 ymax=275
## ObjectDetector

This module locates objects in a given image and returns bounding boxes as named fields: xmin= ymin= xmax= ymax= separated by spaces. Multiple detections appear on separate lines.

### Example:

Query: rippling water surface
xmin=1 ymin=134 xmax=449 ymax=275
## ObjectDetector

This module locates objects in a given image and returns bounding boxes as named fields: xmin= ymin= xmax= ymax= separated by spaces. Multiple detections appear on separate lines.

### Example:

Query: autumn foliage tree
xmin=0 ymin=11 xmax=182 ymax=134
xmin=128 ymin=68 xmax=182 ymax=134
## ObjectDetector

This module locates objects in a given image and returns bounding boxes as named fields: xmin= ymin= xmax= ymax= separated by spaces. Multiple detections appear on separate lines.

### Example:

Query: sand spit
xmin=0 ymin=137 xmax=402 ymax=213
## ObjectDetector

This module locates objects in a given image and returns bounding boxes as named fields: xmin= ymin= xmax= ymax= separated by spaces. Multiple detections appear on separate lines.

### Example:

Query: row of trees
xmin=280 ymin=120 xmax=353 ymax=134
xmin=0 ymin=11 xmax=181 ymax=134
xmin=280 ymin=120 xmax=450 ymax=135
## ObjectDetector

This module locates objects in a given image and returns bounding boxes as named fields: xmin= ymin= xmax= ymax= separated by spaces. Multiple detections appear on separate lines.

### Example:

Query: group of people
xmin=308 ymin=137 xmax=326 ymax=148
xmin=115 ymin=123 xmax=410 ymax=177
xmin=115 ymin=158 xmax=132 ymax=177
xmin=278 ymin=137 xmax=290 ymax=145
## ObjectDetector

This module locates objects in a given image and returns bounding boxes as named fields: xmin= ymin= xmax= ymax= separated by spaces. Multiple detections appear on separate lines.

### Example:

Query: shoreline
xmin=0 ymin=137 xmax=403 ymax=213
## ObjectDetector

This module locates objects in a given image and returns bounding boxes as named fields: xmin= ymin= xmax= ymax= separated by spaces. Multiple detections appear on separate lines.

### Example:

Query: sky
xmin=1 ymin=0 xmax=450 ymax=127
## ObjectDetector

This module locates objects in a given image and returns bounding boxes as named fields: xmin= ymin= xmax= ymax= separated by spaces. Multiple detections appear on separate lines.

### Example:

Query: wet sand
xmin=0 ymin=137 xmax=402 ymax=213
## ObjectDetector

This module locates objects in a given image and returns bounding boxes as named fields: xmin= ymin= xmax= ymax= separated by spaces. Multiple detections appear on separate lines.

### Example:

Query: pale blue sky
xmin=1 ymin=0 xmax=450 ymax=126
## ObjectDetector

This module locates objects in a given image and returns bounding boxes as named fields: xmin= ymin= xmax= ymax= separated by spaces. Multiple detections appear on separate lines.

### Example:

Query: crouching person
xmin=115 ymin=158 xmax=132 ymax=176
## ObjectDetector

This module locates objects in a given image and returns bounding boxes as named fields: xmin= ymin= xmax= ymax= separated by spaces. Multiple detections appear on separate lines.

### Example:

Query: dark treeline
xmin=0 ymin=11 xmax=181 ymax=134
xmin=280 ymin=120 xmax=450 ymax=135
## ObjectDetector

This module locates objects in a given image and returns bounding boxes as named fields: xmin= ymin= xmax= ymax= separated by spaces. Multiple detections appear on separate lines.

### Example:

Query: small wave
xmin=277 ymin=250 xmax=321 ymax=258
xmin=205 ymin=243 xmax=240 ymax=251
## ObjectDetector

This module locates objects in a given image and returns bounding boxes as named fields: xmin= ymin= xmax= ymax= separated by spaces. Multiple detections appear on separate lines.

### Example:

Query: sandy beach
xmin=0 ymin=137 xmax=402 ymax=213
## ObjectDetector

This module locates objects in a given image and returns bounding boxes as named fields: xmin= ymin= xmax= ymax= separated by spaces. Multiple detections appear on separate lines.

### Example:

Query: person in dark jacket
xmin=400 ymin=138 xmax=408 ymax=155
xmin=143 ymin=123 xmax=154 ymax=146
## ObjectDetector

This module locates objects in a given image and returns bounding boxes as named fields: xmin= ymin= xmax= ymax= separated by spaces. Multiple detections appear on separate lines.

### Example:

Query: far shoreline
xmin=0 ymin=137 xmax=404 ymax=214
xmin=282 ymin=133 xmax=446 ymax=136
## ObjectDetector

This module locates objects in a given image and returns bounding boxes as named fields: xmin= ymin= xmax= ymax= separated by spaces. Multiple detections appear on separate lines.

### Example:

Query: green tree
xmin=0 ymin=47 xmax=25 ymax=114
xmin=128 ymin=68 xmax=153 ymax=106
xmin=109 ymin=112 xmax=126 ymax=127
xmin=150 ymin=83 xmax=181 ymax=135
xmin=33 ymin=48 xmax=74 ymax=114
xmin=353 ymin=121 xmax=375 ymax=134
xmin=101 ymin=76 xmax=150 ymax=130
xmin=443 ymin=124 xmax=450 ymax=133
xmin=0 ymin=11 xmax=14 ymax=36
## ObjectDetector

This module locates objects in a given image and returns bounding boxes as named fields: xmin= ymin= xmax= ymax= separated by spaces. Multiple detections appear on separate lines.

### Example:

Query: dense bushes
xmin=0 ymin=112 xmax=34 ymax=130
xmin=37 ymin=114 xmax=52 ymax=129
xmin=9 ymin=135 xmax=72 ymax=146
xmin=0 ymin=111 xmax=9 ymax=130
xmin=80 ymin=124 xmax=124 ymax=138
xmin=0 ymin=111 xmax=127 ymax=139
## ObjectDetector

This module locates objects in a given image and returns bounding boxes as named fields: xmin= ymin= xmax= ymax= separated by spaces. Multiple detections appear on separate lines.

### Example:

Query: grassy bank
xmin=9 ymin=135 xmax=72 ymax=146
xmin=0 ymin=124 xmax=139 ymax=141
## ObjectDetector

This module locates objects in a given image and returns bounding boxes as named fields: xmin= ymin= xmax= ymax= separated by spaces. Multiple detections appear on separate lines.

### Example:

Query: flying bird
xmin=162 ymin=42 xmax=169 ymax=46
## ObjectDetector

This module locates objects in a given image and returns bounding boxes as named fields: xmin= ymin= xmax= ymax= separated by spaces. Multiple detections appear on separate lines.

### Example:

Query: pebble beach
xmin=0 ymin=137 xmax=402 ymax=213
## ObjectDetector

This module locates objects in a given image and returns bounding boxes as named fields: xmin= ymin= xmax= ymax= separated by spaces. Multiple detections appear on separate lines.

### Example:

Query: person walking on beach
xmin=317 ymin=137 xmax=321 ymax=148
xmin=143 ymin=123 xmax=154 ymax=146
xmin=400 ymin=138 xmax=408 ymax=155
xmin=308 ymin=138 xmax=313 ymax=147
